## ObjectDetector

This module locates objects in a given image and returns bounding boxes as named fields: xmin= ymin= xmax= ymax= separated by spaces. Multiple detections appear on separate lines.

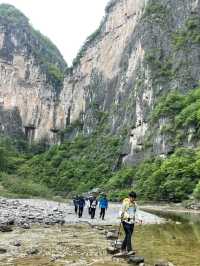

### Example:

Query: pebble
xmin=0 ymin=198 xmax=65 ymax=228
xmin=0 ymin=225 xmax=13 ymax=232
xmin=21 ymin=223 xmax=31 ymax=229
xmin=12 ymin=240 xmax=21 ymax=247
xmin=106 ymin=231 xmax=118 ymax=240
xmin=27 ymin=248 xmax=39 ymax=255
xmin=106 ymin=246 xmax=119 ymax=254
xmin=128 ymin=256 xmax=145 ymax=264
xmin=111 ymin=239 xmax=123 ymax=249
xmin=0 ymin=247 xmax=7 ymax=254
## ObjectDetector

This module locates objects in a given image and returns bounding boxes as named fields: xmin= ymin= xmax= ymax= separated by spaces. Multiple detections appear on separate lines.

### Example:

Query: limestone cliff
xmin=1 ymin=1 xmax=200 ymax=164
xmin=0 ymin=4 xmax=66 ymax=144
xmin=60 ymin=0 xmax=200 ymax=164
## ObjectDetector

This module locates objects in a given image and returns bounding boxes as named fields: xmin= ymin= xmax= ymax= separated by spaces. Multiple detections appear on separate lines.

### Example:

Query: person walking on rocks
xmin=119 ymin=191 xmax=142 ymax=255
xmin=87 ymin=195 xmax=93 ymax=215
xmin=73 ymin=195 xmax=79 ymax=215
xmin=90 ymin=196 xmax=98 ymax=219
xmin=99 ymin=194 xmax=108 ymax=220
xmin=77 ymin=196 xmax=85 ymax=218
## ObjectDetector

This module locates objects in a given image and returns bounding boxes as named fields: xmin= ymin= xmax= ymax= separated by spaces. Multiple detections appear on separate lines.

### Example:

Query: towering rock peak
xmin=0 ymin=4 xmax=67 ymax=143
xmin=0 ymin=4 xmax=28 ymax=24
xmin=61 ymin=0 xmax=200 ymax=164
xmin=0 ymin=4 xmax=67 ymax=84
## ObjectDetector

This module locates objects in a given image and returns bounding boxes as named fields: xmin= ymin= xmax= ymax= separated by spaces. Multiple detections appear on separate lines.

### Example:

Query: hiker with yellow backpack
xmin=118 ymin=191 xmax=142 ymax=256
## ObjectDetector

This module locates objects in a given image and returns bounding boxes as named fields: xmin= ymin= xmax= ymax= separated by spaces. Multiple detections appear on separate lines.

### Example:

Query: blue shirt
xmin=99 ymin=197 xmax=108 ymax=209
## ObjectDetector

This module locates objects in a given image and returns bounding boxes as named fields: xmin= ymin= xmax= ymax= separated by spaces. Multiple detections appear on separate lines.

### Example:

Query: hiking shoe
xmin=120 ymin=250 xmax=128 ymax=255
xmin=113 ymin=251 xmax=128 ymax=257
xmin=127 ymin=250 xmax=136 ymax=256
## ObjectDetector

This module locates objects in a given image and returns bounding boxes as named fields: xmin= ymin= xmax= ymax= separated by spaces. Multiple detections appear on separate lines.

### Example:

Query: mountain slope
xmin=0 ymin=0 xmax=200 ymax=201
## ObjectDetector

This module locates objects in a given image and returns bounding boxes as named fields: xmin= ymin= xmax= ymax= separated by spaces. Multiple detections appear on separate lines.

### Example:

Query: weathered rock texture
xmin=60 ymin=0 xmax=200 ymax=164
xmin=1 ymin=0 xmax=200 ymax=162
xmin=0 ymin=6 xmax=66 ymax=144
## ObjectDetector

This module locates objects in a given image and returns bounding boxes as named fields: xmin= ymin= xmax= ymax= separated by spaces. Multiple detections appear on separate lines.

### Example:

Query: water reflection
xmin=134 ymin=210 xmax=200 ymax=266
xmin=143 ymin=209 xmax=200 ymax=224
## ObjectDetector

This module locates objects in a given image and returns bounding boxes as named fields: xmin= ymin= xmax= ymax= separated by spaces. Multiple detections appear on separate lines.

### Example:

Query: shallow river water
xmin=0 ymin=200 xmax=199 ymax=266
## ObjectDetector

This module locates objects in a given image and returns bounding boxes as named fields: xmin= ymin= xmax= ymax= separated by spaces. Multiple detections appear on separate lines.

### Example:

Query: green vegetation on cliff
xmin=0 ymin=4 xmax=28 ymax=24
xmin=143 ymin=2 xmax=167 ymax=23
xmin=0 ymin=136 xmax=52 ymax=198
xmin=1 ymin=88 xmax=200 ymax=202
xmin=18 ymin=133 xmax=122 ymax=195
xmin=0 ymin=3 xmax=200 ymax=203
xmin=173 ymin=16 xmax=200 ymax=49
xmin=0 ymin=132 xmax=200 ymax=202
xmin=135 ymin=148 xmax=200 ymax=202
xmin=0 ymin=130 xmax=123 ymax=198
xmin=72 ymin=23 xmax=104 ymax=67
xmin=151 ymin=88 xmax=200 ymax=146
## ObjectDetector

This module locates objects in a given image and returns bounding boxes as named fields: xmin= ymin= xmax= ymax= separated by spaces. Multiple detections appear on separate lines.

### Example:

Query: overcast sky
xmin=0 ymin=0 xmax=109 ymax=65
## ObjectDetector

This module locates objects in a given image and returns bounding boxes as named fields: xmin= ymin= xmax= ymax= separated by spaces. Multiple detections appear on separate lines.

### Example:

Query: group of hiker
xmin=73 ymin=193 xmax=108 ymax=220
xmin=73 ymin=191 xmax=142 ymax=256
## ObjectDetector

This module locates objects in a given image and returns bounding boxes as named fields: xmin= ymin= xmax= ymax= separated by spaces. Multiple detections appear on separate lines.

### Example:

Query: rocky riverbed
xmin=0 ymin=198 xmax=199 ymax=266
xmin=0 ymin=198 xmax=65 ymax=230
xmin=0 ymin=197 xmax=164 ymax=266
xmin=0 ymin=223 xmax=131 ymax=266
xmin=0 ymin=198 xmax=163 ymax=228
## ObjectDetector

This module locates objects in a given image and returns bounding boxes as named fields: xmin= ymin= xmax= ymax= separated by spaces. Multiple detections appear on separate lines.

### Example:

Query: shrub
xmin=134 ymin=148 xmax=199 ymax=202
xmin=193 ymin=180 xmax=200 ymax=200
xmin=46 ymin=63 xmax=64 ymax=86
xmin=151 ymin=91 xmax=185 ymax=122
xmin=172 ymin=16 xmax=200 ymax=50
xmin=107 ymin=167 xmax=136 ymax=189
xmin=1 ymin=174 xmax=52 ymax=198
xmin=142 ymin=2 xmax=167 ymax=22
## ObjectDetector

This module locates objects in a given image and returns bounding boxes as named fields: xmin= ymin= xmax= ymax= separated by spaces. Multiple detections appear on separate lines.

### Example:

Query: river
xmin=0 ymin=199 xmax=199 ymax=266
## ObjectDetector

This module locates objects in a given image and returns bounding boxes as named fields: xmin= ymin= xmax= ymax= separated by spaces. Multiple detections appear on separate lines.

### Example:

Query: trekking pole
xmin=114 ymin=220 xmax=122 ymax=250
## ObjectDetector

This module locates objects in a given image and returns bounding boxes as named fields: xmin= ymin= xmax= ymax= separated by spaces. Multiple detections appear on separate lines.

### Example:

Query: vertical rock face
xmin=1 ymin=0 xmax=200 ymax=163
xmin=0 ymin=4 xmax=66 ymax=144
xmin=61 ymin=0 xmax=147 ymax=129
xmin=0 ymin=54 xmax=57 ymax=143
xmin=61 ymin=0 xmax=200 ymax=163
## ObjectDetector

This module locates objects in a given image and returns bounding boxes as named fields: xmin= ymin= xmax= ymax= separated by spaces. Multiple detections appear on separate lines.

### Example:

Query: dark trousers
xmin=100 ymin=208 xmax=106 ymax=220
xmin=74 ymin=205 xmax=78 ymax=214
xmin=78 ymin=207 xmax=84 ymax=218
xmin=122 ymin=221 xmax=134 ymax=252
xmin=88 ymin=207 xmax=91 ymax=215
xmin=90 ymin=208 xmax=96 ymax=219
